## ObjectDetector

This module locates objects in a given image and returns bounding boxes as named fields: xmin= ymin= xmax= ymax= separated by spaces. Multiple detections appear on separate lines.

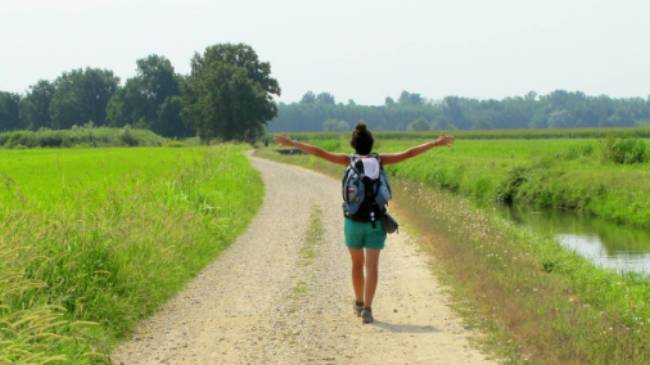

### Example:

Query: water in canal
xmin=500 ymin=207 xmax=650 ymax=275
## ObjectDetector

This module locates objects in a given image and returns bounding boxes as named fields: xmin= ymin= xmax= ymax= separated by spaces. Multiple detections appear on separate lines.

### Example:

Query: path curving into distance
xmin=112 ymin=155 xmax=494 ymax=364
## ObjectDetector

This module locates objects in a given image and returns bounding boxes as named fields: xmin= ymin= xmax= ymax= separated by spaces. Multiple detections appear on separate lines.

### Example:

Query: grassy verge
xmin=0 ymin=126 xmax=166 ymax=148
xmin=256 ymin=147 xmax=650 ymax=364
xmin=0 ymin=145 xmax=263 ymax=364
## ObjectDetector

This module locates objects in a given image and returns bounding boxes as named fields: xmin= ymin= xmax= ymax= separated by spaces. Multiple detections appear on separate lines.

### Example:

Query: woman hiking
xmin=275 ymin=122 xmax=454 ymax=324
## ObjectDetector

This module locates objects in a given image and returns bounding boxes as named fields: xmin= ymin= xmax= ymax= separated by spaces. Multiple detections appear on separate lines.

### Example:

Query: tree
xmin=107 ymin=55 xmax=190 ymax=137
xmin=153 ymin=95 xmax=191 ymax=137
xmin=547 ymin=110 xmax=572 ymax=128
xmin=322 ymin=118 xmax=350 ymax=131
xmin=398 ymin=91 xmax=424 ymax=105
xmin=442 ymin=96 xmax=470 ymax=129
xmin=19 ymin=80 xmax=54 ymax=130
xmin=301 ymin=91 xmax=316 ymax=104
xmin=605 ymin=107 xmax=635 ymax=127
xmin=431 ymin=118 xmax=455 ymax=130
xmin=384 ymin=97 xmax=395 ymax=106
xmin=316 ymin=92 xmax=335 ymax=104
xmin=49 ymin=68 xmax=119 ymax=128
xmin=406 ymin=117 xmax=431 ymax=131
xmin=181 ymin=43 xmax=281 ymax=142
xmin=0 ymin=92 xmax=22 ymax=131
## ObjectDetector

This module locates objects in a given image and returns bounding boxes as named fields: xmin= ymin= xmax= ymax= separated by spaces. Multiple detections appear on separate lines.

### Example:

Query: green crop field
xmin=284 ymin=131 xmax=650 ymax=228
xmin=0 ymin=145 xmax=262 ymax=364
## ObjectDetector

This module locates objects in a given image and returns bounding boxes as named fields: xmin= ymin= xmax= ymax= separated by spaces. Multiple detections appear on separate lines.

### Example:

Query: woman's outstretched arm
xmin=274 ymin=134 xmax=350 ymax=165
xmin=380 ymin=133 xmax=455 ymax=165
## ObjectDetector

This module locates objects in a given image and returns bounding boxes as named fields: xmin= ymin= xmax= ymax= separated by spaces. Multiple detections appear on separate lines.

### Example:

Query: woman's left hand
xmin=435 ymin=133 xmax=455 ymax=147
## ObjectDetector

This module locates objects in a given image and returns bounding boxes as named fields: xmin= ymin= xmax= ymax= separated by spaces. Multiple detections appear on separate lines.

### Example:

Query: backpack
xmin=341 ymin=153 xmax=392 ymax=224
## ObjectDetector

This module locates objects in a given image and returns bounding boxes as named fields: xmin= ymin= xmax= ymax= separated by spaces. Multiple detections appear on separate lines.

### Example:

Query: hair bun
xmin=350 ymin=120 xmax=374 ymax=154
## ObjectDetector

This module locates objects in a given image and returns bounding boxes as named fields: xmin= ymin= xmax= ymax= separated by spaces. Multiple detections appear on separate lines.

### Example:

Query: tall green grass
xmin=0 ymin=126 xmax=166 ymax=148
xmin=0 ymin=146 xmax=263 ymax=364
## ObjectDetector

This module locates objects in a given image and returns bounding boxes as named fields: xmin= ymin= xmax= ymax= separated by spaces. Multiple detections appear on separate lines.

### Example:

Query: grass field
xmin=0 ymin=145 xmax=263 ymax=364
xmin=283 ymin=132 xmax=650 ymax=228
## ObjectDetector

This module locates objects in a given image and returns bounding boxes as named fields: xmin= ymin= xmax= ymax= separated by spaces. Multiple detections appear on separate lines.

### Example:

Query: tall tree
xmin=0 ymin=92 xmax=22 ymax=131
xmin=442 ymin=96 xmax=470 ymax=129
xmin=322 ymin=118 xmax=350 ymax=131
xmin=49 ymin=68 xmax=119 ymax=128
xmin=316 ymin=92 xmax=335 ymax=104
xmin=181 ymin=43 xmax=281 ymax=142
xmin=19 ymin=80 xmax=54 ymax=130
xmin=398 ymin=90 xmax=424 ymax=105
xmin=301 ymin=91 xmax=316 ymax=104
xmin=107 ymin=55 xmax=191 ymax=137
xmin=153 ymin=95 xmax=188 ymax=137
xmin=407 ymin=117 xmax=431 ymax=131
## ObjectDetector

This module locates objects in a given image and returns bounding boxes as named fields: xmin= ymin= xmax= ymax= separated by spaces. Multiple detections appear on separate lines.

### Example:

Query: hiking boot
xmin=354 ymin=301 xmax=364 ymax=317
xmin=361 ymin=307 xmax=374 ymax=324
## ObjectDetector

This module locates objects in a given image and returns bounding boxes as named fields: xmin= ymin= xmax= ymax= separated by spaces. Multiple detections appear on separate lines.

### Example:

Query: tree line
xmin=269 ymin=90 xmax=650 ymax=132
xmin=0 ymin=43 xmax=280 ymax=141
xmin=4 ymin=52 xmax=650 ymax=137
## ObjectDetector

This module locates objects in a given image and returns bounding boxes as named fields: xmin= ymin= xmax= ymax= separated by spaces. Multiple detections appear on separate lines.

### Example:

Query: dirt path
xmin=112 ymin=156 xmax=495 ymax=365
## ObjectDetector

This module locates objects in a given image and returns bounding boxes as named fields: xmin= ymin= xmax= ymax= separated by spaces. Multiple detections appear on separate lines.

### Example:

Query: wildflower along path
xmin=112 ymin=155 xmax=493 ymax=364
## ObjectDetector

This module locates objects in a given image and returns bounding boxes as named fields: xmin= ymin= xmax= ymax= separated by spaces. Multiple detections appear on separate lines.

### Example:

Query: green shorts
xmin=344 ymin=218 xmax=387 ymax=250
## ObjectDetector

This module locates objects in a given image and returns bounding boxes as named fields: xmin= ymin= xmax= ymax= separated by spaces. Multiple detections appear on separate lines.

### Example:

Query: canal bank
xmin=392 ymin=179 xmax=650 ymax=364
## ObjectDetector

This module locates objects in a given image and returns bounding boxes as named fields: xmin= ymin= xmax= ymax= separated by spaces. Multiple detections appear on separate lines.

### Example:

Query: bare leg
xmin=364 ymin=249 xmax=381 ymax=307
xmin=348 ymin=248 xmax=365 ymax=303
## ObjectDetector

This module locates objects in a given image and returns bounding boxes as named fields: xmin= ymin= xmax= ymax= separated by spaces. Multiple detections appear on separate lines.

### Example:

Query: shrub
xmin=495 ymin=166 xmax=529 ymax=205
xmin=601 ymin=137 xmax=647 ymax=164
xmin=119 ymin=126 xmax=138 ymax=146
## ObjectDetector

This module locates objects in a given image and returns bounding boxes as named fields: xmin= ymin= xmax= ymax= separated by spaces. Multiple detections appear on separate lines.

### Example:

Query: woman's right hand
xmin=274 ymin=134 xmax=294 ymax=147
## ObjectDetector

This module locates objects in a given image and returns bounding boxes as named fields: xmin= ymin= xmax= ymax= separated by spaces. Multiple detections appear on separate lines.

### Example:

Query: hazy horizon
xmin=2 ymin=0 xmax=650 ymax=105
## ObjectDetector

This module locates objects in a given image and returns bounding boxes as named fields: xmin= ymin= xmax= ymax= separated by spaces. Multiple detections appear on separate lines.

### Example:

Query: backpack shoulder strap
xmin=349 ymin=154 xmax=365 ymax=174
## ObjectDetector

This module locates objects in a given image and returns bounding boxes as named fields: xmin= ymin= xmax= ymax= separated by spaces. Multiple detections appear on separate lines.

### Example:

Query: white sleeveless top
xmin=358 ymin=155 xmax=380 ymax=179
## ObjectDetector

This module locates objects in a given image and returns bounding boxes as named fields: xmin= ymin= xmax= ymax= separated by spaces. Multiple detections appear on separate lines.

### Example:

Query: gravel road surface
xmin=112 ymin=155 xmax=494 ymax=365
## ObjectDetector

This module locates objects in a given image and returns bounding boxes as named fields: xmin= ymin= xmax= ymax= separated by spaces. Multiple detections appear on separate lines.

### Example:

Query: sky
xmin=1 ymin=0 xmax=649 ymax=105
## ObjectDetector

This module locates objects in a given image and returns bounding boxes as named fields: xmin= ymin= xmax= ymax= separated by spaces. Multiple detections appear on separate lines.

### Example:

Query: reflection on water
xmin=499 ymin=207 xmax=650 ymax=275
